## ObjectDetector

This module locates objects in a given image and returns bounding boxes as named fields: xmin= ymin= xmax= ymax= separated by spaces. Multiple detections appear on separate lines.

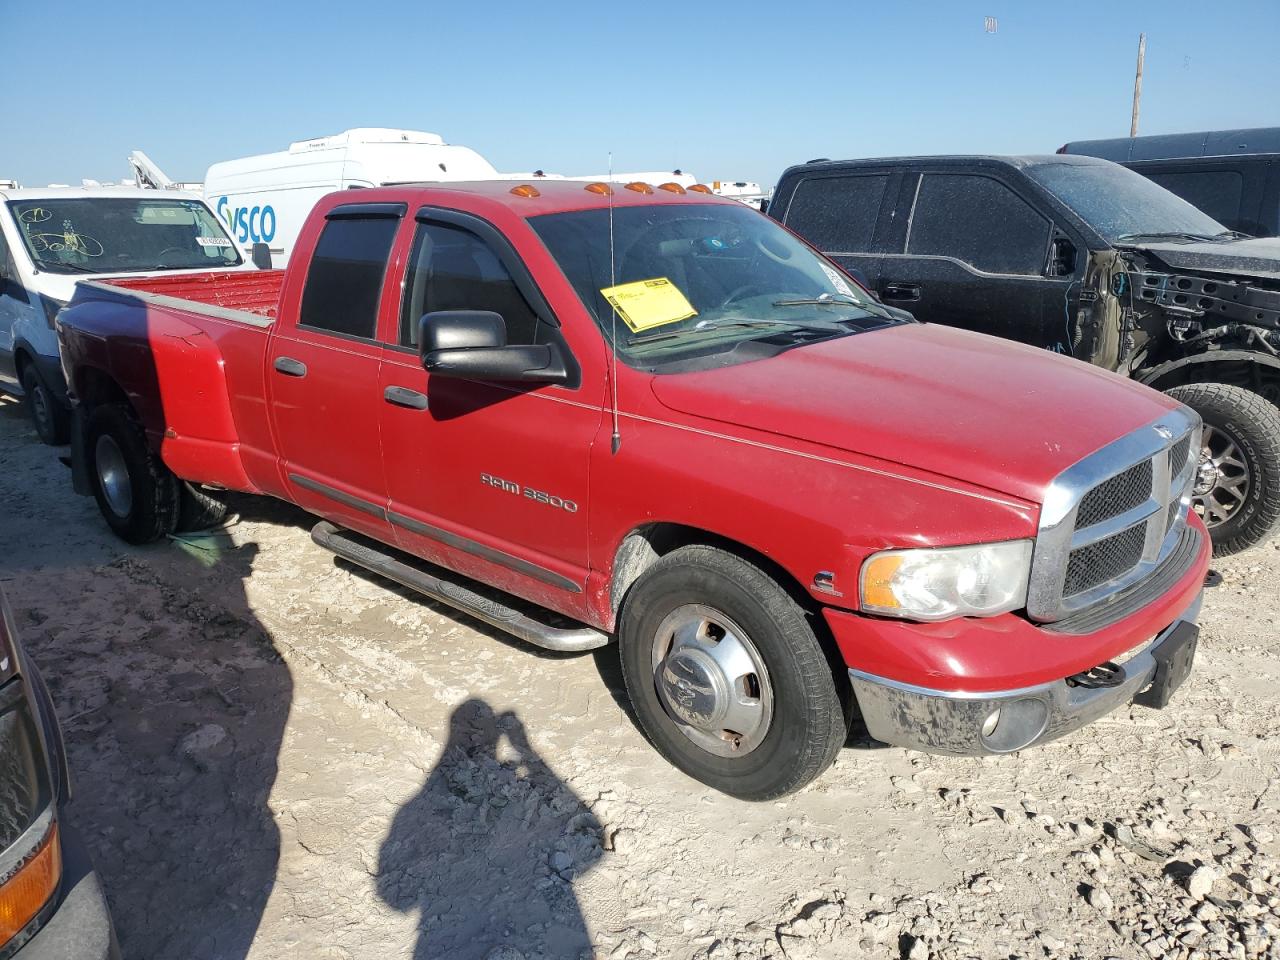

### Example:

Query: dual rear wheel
xmin=86 ymin=403 xmax=227 ymax=544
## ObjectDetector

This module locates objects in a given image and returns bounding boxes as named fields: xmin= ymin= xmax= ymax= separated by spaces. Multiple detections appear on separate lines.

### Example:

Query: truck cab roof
xmin=320 ymin=178 xmax=737 ymax=218
xmin=792 ymin=154 xmax=1115 ymax=172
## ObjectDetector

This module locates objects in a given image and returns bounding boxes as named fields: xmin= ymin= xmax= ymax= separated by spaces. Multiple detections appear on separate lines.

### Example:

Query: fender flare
xmin=1135 ymin=349 xmax=1280 ymax=390
xmin=11 ymin=337 xmax=68 ymax=402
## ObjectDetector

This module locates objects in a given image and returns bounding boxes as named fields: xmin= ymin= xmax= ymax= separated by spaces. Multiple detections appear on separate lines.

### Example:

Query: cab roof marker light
xmin=658 ymin=182 xmax=686 ymax=194
xmin=509 ymin=184 xmax=541 ymax=198
xmin=624 ymin=182 xmax=654 ymax=194
xmin=687 ymin=184 xmax=714 ymax=194
xmin=584 ymin=182 xmax=614 ymax=196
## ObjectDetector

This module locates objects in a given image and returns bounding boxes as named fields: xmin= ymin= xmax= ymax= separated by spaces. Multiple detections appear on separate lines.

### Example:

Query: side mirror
xmin=250 ymin=242 xmax=273 ymax=270
xmin=419 ymin=310 xmax=568 ymax=384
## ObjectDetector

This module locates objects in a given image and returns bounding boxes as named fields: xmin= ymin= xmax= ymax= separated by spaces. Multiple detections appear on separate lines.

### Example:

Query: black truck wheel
xmin=618 ymin=545 xmax=848 ymax=801
xmin=177 ymin=482 xmax=229 ymax=532
xmin=20 ymin=365 xmax=69 ymax=446
xmin=1166 ymin=383 xmax=1280 ymax=555
xmin=86 ymin=403 xmax=180 ymax=544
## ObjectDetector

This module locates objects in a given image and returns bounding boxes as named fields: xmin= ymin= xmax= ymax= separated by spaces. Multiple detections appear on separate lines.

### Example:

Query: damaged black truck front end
xmin=1028 ymin=158 xmax=1280 ymax=553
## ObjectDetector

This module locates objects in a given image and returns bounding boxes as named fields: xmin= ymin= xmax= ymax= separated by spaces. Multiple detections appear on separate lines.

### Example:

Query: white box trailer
xmin=204 ymin=129 xmax=501 ymax=264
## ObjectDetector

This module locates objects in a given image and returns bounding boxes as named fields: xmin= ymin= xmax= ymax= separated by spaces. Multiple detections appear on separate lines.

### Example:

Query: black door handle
xmin=274 ymin=356 xmax=307 ymax=377
xmin=383 ymin=385 xmax=429 ymax=410
xmin=881 ymin=282 xmax=921 ymax=302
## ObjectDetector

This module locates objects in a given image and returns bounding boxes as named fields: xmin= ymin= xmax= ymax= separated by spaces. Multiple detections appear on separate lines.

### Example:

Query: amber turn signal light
xmin=687 ymin=184 xmax=714 ymax=194
xmin=859 ymin=555 xmax=904 ymax=611
xmin=624 ymin=182 xmax=653 ymax=194
xmin=583 ymin=182 xmax=614 ymax=196
xmin=0 ymin=822 xmax=61 ymax=945
xmin=658 ymin=182 xmax=686 ymax=194
xmin=509 ymin=184 xmax=541 ymax=198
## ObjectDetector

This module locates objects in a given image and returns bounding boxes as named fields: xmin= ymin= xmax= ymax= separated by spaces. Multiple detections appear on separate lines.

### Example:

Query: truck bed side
xmin=58 ymin=275 xmax=286 ymax=497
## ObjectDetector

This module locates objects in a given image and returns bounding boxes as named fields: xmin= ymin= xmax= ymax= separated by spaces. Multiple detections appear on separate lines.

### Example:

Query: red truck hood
xmin=649 ymin=323 xmax=1180 ymax=504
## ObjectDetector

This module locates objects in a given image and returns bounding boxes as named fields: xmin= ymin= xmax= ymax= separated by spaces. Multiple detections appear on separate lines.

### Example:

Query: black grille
xmin=1169 ymin=435 xmax=1191 ymax=476
xmin=1063 ymin=523 xmax=1148 ymax=596
xmin=1166 ymin=500 xmax=1180 ymax=532
xmin=1075 ymin=460 xmax=1153 ymax=528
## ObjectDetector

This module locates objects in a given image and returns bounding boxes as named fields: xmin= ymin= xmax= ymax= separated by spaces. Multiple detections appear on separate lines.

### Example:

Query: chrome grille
xmin=1169 ymin=435 xmax=1191 ymax=476
xmin=1062 ymin=523 xmax=1147 ymax=595
xmin=1027 ymin=408 xmax=1202 ymax=623
xmin=1075 ymin=460 xmax=1153 ymax=528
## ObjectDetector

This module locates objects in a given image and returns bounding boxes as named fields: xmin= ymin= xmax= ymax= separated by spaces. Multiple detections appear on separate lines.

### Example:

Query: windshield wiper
xmin=628 ymin=318 xmax=804 ymax=346
xmin=772 ymin=293 xmax=863 ymax=307
xmin=36 ymin=261 xmax=97 ymax=274
xmin=1116 ymin=231 xmax=1222 ymax=244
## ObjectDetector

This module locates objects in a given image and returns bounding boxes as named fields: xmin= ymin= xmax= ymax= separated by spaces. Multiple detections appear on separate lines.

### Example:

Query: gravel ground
xmin=1 ymin=393 xmax=1278 ymax=960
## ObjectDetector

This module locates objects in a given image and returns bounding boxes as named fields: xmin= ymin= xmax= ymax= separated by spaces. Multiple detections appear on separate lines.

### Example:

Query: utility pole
xmin=1130 ymin=33 xmax=1146 ymax=137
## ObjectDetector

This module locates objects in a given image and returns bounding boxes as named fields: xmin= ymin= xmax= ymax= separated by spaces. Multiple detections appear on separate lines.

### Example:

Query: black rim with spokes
xmin=1193 ymin=424 xmax=1251 ymax=528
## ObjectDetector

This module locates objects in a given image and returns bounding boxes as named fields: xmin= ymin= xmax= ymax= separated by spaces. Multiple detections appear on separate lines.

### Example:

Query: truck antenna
xmin=608 ymin=151 xmax=622 ymax=454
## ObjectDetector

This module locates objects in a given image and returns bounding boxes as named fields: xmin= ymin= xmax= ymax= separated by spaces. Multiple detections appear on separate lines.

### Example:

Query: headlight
xmin=859 ymin=540 xmax=1033 ymax=621
xmin=0 ymin=591 xmax=61 ymax=953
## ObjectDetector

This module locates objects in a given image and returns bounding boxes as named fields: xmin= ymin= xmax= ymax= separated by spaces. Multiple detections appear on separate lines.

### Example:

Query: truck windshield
xmin=1024 ymin=161 xmax=1231 ymax=244
xmin=5 ymin=197 xmax=242 ymax=275
xmin=530 ymin=202 xmax=898 ymax=364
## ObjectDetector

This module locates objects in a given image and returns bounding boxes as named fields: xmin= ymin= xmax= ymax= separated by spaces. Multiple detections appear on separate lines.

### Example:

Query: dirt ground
xmin=1 ymin=393 xmax=1277 ymax=960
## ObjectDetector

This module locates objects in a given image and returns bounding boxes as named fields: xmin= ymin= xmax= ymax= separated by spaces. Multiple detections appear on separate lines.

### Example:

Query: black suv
xmin=770 ymin=154 xmax=1280 ymax=553
xmin=1059 ymin=127 xmax=1280 ymax=237
xmin=0 ymin=588 xmax=116 ymax=958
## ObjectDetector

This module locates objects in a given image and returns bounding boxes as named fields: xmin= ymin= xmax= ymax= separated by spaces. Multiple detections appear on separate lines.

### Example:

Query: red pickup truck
xmin=56 ymin=181 xmax=1209 ymax=799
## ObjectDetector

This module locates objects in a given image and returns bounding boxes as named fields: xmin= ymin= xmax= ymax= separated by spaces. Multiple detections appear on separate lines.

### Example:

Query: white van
xmin=0 ymin=186 xmax=250 ymax=443
xmin=204 ymin=128 xmax=501 ymax=266
xmin=204 ymin=128 xmax=705 ymax=265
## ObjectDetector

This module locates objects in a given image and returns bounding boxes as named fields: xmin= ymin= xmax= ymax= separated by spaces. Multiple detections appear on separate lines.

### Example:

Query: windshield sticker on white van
xmin=195 ymin=236 xmax=234 ymax=248
xmin=819 ymin=263 xmax=856 ymax=298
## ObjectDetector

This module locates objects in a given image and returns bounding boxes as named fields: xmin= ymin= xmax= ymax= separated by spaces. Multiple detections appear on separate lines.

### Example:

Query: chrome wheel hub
xmin=650 ymin=604 xmax=773 ymax=758
xmin=95 ymin=435 xmax=133 ymax=518
xmin=1192 ymin=425 xmax=1250 ymax=528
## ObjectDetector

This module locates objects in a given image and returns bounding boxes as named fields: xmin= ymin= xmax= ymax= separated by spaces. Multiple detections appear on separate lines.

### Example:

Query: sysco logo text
xmin=215 ymin=196 xmax=277 ymax=244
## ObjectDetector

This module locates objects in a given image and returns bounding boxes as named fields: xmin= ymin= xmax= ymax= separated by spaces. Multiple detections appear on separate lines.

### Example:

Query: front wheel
xmin=1166 ymin=383 xmax=1280 ymax=555
xmin=20 ymin=365 xmax=69 ymax=445
xmin=86 ymin=403 xmax=180 ymax=544
xmin=618 ymin=545 xmax=848 ymax=801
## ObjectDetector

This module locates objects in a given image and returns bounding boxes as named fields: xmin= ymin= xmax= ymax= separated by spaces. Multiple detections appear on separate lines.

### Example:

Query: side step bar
xmin=311 ymin=521 xmax=610 ymax=653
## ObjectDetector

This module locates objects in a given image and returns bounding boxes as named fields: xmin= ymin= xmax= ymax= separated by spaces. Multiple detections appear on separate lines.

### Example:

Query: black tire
xmin=1167 ymin=382 xmax=1280 ymax=555
xmin=20 ymin=365 xmax=69 ymax=445
xmin=618 ymin=545 xmax=847 ymax=801
xmin=177 ymin=482 xmax=229 ymax=532
xmin=86 ymin=403 xmax=180 ymax=544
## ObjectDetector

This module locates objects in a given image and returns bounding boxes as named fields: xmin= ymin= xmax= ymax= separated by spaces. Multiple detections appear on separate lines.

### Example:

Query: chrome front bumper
xmin=849 ymin=593 xmax=1203 ymax=755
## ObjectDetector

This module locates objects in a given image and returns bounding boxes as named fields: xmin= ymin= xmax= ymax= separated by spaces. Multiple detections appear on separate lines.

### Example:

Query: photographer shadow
xmin=377 ymin=699 xmax=602 ymax=960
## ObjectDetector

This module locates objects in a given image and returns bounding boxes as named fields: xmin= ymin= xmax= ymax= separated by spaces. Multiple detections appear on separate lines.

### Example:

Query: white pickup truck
xmin=0 ymin=186 xmax=251 ymax=443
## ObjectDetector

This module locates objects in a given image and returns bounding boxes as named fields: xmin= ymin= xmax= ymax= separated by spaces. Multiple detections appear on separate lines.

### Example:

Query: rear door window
xmin=783 ymin=174 xmax=889 ymax=252
xmin=907 ymin=174 xmax=1050 ymax=275
xmin=1145 ymin=170 xmax=1244 ymax=229
xmin=298 ymin=216 xmax=399 ymax=339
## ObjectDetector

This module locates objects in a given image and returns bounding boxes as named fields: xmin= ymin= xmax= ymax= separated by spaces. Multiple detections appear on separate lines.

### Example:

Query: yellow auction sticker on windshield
xmin=600 ymin=277 xmax=697 ymax=332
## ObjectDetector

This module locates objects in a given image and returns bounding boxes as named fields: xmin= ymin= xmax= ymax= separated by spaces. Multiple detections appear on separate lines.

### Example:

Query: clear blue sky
xmin=4 ymin=0 xmax=1278 ymax=189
